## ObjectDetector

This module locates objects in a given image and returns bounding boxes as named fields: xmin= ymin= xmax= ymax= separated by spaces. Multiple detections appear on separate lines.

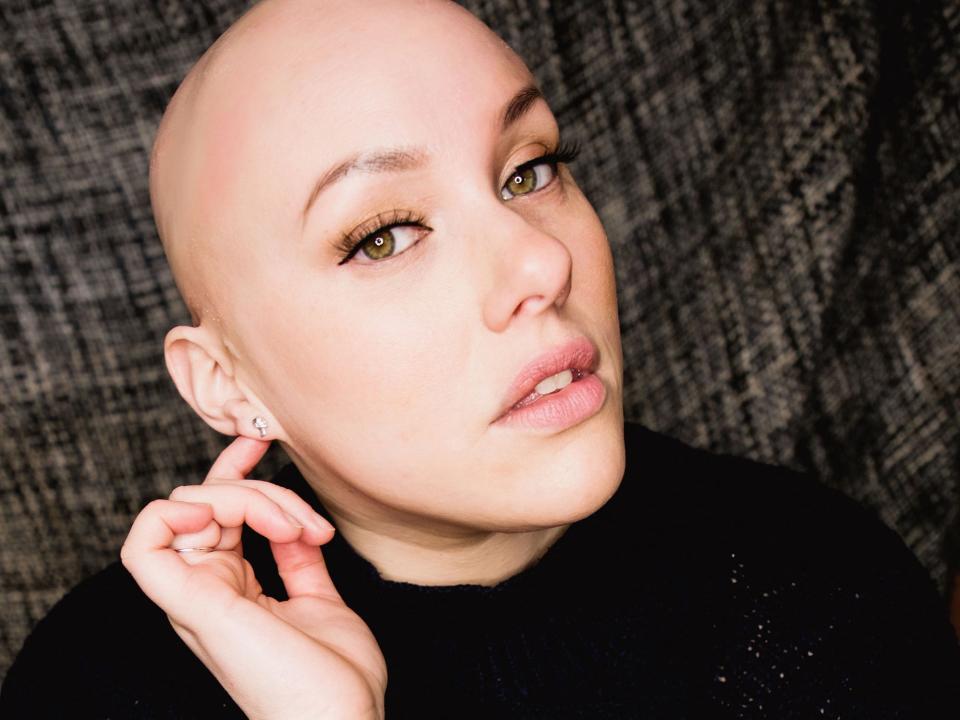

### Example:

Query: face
xmin=161 ymin=0 xmax=625 ymax=534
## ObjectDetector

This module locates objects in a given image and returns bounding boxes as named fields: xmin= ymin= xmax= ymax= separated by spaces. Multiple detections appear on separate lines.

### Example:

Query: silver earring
xmin=252 ymin=416 xmax=268 ymax=438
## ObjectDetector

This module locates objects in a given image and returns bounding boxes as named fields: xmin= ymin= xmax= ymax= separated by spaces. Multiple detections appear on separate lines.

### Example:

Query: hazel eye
xmin=500 ymin=161 xmax=557 ymax=200
xmin=355 ymin=224 xmax=426 ymax=264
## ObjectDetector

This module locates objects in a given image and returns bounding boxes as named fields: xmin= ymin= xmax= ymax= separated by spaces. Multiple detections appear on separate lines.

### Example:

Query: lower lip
xmin=493 ymin=372 xmax=606 ymax=431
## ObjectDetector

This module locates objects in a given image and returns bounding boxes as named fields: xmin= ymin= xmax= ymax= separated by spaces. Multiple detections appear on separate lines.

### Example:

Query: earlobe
xmin=163 ymin=324 xmax=284 ymax=441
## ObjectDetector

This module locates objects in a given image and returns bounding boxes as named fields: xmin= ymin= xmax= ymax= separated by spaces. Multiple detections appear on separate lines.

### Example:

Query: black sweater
xmin=3 ymin=422 xmax=959 ymax=718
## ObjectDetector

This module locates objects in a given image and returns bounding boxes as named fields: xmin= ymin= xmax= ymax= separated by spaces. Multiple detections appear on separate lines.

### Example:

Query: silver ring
xmin=174 ymin=546 xmax=215 ymax=554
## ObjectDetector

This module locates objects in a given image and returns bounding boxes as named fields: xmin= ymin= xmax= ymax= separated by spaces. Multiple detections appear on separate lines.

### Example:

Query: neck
xmin=281 ymin=446 xmax=574 ymax=587
xmin=328 ymin=514 xmax=570 ymax=587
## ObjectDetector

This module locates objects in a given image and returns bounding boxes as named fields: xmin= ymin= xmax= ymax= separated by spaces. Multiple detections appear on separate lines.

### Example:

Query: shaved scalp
xmin=150 ymin=32 xmax=231 ymax=326
xmin=150 ymin=0 xmax=524 ymax=329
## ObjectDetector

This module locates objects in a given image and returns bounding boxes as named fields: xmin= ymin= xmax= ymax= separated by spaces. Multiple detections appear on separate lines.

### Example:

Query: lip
xmin=493 ymin=336 xmax=601 ymax=423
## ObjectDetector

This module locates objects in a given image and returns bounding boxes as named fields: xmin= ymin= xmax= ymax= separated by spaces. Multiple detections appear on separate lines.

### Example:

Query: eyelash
xmin=334 ymin=140 xmax=582 ymax=265
xmin=503 ymin=139 xmax=581 ymax=199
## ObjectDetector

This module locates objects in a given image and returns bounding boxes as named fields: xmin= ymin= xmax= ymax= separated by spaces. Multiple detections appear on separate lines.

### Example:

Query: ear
xmin=163 ymin=324 xmax=288 ymax=442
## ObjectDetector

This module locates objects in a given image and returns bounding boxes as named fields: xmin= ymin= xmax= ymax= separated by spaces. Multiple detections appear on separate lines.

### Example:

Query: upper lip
xmin=494 ymin=336 xmax=600 ymax=421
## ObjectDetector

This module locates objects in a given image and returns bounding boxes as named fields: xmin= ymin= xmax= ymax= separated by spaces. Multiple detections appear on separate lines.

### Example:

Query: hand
xmin=120 ymin=436 xmax=387 ymax=720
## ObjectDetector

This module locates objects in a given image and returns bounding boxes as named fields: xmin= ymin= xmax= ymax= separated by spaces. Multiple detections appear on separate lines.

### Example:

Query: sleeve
xmin=0 ymin=562 xmax=246 ymax=719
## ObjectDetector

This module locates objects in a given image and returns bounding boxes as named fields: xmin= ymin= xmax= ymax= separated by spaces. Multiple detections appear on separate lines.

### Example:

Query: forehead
xmin=193 ymin=1 xmax=533 ymax=213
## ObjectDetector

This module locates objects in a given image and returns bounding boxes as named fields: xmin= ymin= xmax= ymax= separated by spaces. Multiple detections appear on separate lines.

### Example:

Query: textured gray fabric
xmin=1 ymin=0 xmax=958 ymax=682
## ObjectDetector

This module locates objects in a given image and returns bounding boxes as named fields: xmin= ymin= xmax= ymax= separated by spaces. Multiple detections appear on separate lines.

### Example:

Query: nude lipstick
xmin=492 ymin=336 xmax=606 ymax=431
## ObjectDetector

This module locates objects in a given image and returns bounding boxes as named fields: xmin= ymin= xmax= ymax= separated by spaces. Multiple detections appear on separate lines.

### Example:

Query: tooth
xmin=535 ymin=369 xmax=573 ymax=395
xmin=534 ymin=376 xmax=555 ymax=395
xmin=554 ymin=369 xmax=573 ymax=389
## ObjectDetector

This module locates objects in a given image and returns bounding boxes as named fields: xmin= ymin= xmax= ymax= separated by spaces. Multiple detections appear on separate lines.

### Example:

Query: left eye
xmin=500 ymin=161 xmax=557 ymax=200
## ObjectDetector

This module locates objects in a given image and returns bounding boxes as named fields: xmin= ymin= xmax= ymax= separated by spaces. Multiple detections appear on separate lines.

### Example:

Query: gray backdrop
xmin=2 ymin=0 xmax=959 ymax=680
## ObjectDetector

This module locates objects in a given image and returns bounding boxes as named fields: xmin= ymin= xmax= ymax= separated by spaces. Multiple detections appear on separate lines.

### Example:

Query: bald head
xmin=149 ymin=0 xmax=526 ymax=329
xmin=151 ymin=0 xmax=623 ymax=550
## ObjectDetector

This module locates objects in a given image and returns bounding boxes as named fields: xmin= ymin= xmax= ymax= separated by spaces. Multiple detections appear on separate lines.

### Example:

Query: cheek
xmin=555 ymin=191 xmax=623 ymax=373
xmin=557 ymin=190 xmax=618 ymax=312
xmin=260 ymin=266 xmax=475 ymax=446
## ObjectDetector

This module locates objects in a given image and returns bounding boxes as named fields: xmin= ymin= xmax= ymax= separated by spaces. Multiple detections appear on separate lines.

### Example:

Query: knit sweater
xmin=3 ymin=422 xmax=959 ymax=718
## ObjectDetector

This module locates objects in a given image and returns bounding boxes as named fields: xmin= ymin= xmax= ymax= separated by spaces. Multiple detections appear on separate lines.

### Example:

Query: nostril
xmin=514 ymin=295 xmax=548 ymax=318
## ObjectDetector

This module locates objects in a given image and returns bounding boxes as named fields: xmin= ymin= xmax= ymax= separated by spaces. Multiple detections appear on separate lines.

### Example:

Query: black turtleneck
xmin=3 ymin=422 xmax=959 ymax=718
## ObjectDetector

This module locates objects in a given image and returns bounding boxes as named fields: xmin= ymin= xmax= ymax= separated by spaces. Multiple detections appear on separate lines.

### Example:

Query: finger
xmin=202 ymin=477 xmax=335 ymax=544
xmin=121 ymin=499 xmax=214 ymax=611
xmin=123 ymin=499 xmax=214 ymax=556
xmin=170 ymin=519 xmax=223 ymax=552
xmin=270 ymin=539 xmax=341 ymax=601
xmin=205 ymin=435 xmax=271 ymax=484
xmin=169 ymin=484 xmax=305 ymax=545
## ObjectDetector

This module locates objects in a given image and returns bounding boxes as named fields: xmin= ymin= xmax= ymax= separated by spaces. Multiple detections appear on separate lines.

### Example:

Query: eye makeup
xmin=501 ymin=139 xmax=581 ymax=190
xmin=335 ymin=209 xmax=430 ymax=266
xmin=333 ymin=138 xmax=582 ymax=266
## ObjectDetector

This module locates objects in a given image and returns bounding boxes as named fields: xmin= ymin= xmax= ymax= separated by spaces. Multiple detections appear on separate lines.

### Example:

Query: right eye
xmin=335 ymin=210 xmax=432 ymax=266
xmin=355 ymin=224 xmax=427 ymax=264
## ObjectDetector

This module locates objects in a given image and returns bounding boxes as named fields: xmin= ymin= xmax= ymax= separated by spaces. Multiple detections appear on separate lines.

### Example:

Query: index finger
xmin=205 ymin=435 xmax=271 ymax=484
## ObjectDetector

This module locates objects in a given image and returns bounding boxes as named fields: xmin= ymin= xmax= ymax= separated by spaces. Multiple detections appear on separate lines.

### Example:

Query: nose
xmin=480 ymin=205 xmax=573 ymax=333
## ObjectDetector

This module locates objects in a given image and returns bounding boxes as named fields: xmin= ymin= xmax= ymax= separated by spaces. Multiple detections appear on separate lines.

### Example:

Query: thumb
xmin=205 ymin=435 xmax=271 ymax=483
xmin=271 ymin=539 xmax=342 ymax=601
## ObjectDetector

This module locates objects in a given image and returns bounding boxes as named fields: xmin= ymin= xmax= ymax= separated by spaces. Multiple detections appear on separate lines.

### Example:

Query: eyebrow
xmin=501 ymin=85 xmax=544 ymax=132
xmin=301 ymin=83 xmax=545 ymax=221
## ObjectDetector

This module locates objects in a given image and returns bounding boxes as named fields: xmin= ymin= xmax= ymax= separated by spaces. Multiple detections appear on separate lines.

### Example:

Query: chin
xmin=502 ymin=410 xmax=626 ymax=529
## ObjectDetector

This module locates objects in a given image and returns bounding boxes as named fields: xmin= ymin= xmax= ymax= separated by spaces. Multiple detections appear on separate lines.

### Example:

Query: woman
xmin=2 ymin=0 xmax=958 ymax=717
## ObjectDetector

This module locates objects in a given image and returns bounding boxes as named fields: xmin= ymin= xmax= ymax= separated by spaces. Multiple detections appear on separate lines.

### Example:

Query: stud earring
xmin=252 ymin=416 xmax=268 ymax=438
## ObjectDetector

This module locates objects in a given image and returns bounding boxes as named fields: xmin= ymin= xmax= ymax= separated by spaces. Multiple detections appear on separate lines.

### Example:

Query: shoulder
xmin=619 ymin=420 xmax=944 ymax=602
xmin=619 ymin=421 xmax=960 ymax=713
xmin=0 ymin=561 xmax=239 ymax=718
xmin=621 ymin=420 xmax=913 ymax=563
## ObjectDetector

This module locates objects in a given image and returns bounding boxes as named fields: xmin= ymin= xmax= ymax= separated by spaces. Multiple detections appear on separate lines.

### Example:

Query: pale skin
xmin=122 ymin=0 xmax=626 ymax=716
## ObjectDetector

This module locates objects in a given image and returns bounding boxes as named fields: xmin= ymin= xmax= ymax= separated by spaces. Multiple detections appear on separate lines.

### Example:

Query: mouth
xmin=493 ymin=336 xmax=602 ymax=425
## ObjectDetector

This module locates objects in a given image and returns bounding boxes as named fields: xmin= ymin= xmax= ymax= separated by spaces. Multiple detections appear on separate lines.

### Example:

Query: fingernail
xmin=310 ymin=513 xmax=336 ymax=534
xmin=282 ymin=511 xmax=304 ymax=528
